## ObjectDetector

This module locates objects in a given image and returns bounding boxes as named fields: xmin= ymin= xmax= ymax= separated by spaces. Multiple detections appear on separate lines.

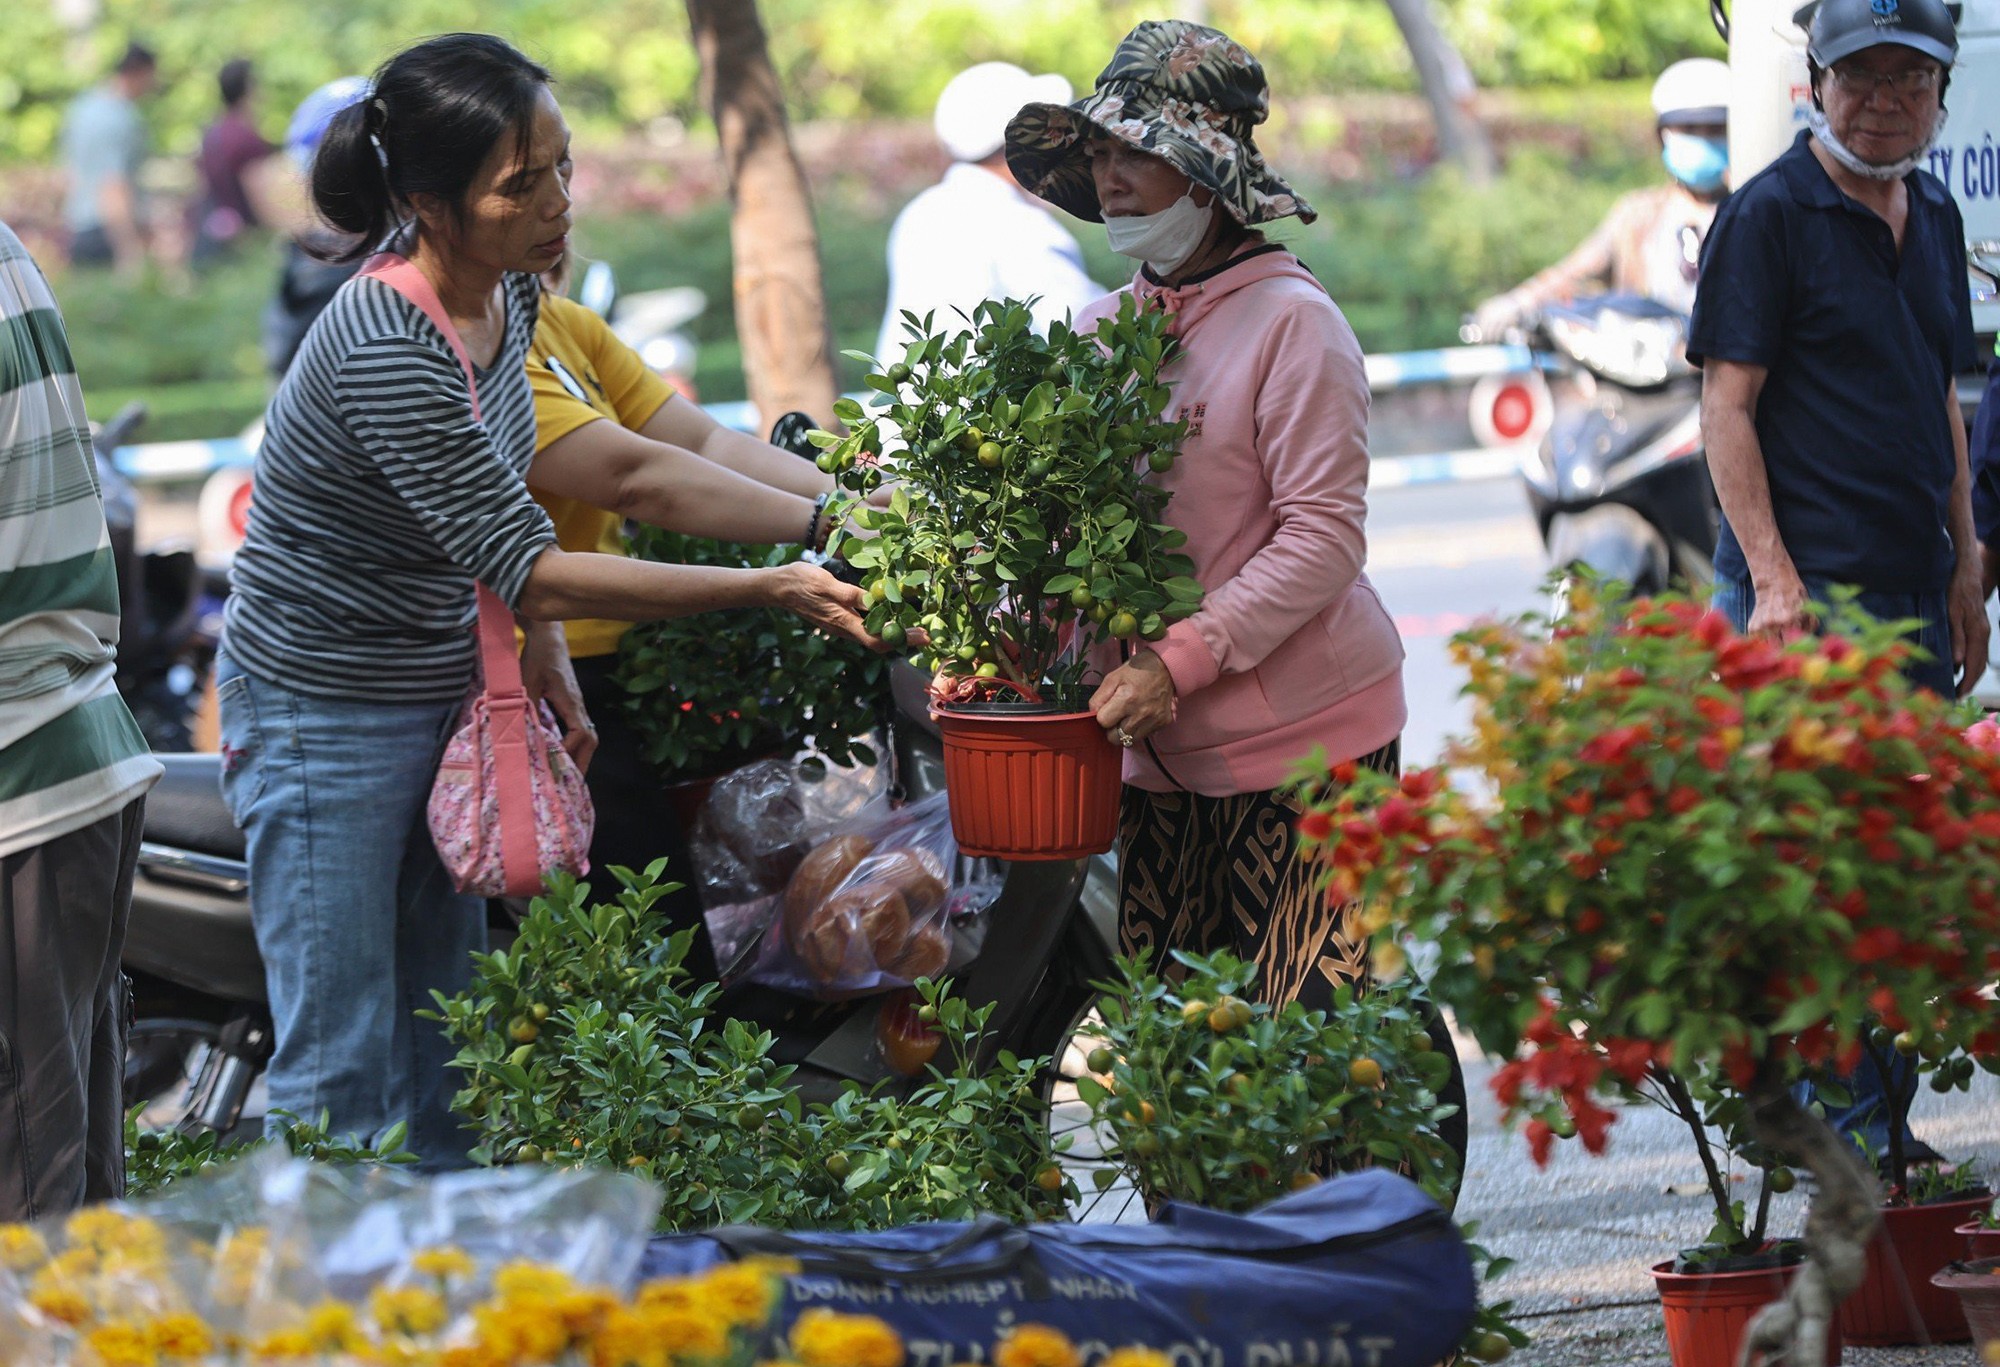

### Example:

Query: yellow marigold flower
xmin=1101 ymin=1350 xmax=1172 ymax=1367
xmin=640 ymin=1305 xmax=729 ymax=1361
xmin=993 ymin=1323 xmax=1080 ymax=1367
xmin=493 ymin=1259 xmax=577 ymax=1303
xmin=0 ymin=1223 xmax=49 ymax=1271
xmin=588 ymin=1308 xmax=670 ymax=1367
xmin=411 ymin=1245 xmax=477 ymax=1282
xmin=303 ymin=1299 xmax=366 ymax=1352
xmin=474 ymin=1300 xmax=571 ymax=1362
xmin=248 ymin=1328 xmax=315 ymax=1360
xmin=556 ymin=1288 xmax=618 ymax=1337
xmin=81 ymin=1321 xmax=158 ymax=1367
xmin=28 ymin=1282 xmax=94 ymax=1327
xmin=635 ymin=1278 xmax=700 ymax=1312
xmin=374 ymin=1343 xmax=444 ymax=1367
xmin=371 ymin=1283 xmax=450 ymax=1337
xmin=146 ymin=1313 xmax=215 ymax=1359
xmin=792 ymin=1308 xmax=904 ymax=1367
xmin=696 ymin=1263 xmax=776 ymax=1327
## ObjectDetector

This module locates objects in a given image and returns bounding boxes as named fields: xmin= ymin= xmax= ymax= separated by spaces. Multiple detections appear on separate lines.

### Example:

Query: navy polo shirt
xmin=1688 ymin=130 xmax=1975 ymax=595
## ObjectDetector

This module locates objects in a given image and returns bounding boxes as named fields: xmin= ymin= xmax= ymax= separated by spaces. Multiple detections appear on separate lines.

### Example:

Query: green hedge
xmin=10 ymin=0 xmax=1720 ymax=165
xmin=53 ymin=122 xmax=1656 ymax=440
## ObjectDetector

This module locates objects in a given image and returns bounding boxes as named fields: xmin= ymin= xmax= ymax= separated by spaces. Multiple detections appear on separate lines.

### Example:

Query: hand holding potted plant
xmin=1293 ymin=588 xmax=2000 ymax=1367
xmin=814 ymin=296 xmax=1201 ymax=859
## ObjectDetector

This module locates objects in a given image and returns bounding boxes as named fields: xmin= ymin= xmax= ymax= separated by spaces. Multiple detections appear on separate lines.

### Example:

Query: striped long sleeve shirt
xmin=222 ymin=263 xmax=555 ymax=703
xmin=0 ymin=221 xmax=160 ymax=858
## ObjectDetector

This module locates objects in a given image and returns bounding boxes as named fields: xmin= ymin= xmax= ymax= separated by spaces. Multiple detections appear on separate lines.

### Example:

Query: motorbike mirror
xmin=768 ymin=410 xmax=821 ymax=458
xmin=577 ymin=260 xmax=617 ymax=319
xmin=91 ymin=401 xmax=150 ymax=459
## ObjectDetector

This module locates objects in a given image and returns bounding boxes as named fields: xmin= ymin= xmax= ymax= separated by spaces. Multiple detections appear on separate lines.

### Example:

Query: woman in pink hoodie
xmin=1005 ymin=22 xmax=1406 ymax=1011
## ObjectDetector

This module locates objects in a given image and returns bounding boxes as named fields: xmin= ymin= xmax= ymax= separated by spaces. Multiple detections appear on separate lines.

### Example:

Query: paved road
xmin=1361 ymin=475 xmax=1999 ymax=1365
xmin=1364 ymin=473 xmax=1548 ymax=768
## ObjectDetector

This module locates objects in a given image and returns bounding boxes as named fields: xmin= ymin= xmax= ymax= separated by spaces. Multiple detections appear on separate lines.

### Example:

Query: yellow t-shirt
xmin=527 ymin=293 xmax=679 ymax=659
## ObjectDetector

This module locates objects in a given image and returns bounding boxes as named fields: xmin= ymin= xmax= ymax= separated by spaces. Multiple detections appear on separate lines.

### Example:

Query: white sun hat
xmin=935 ymin=62 xmax=1073 ymax=164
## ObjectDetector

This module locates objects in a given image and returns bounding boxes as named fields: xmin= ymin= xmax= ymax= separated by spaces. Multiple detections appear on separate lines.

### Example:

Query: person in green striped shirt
xmin=0 ymin=219 xmax=162 ymax=1218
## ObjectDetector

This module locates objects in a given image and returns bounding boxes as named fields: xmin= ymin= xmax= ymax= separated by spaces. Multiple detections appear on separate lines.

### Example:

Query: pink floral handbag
xmin=360 ymin=253 xmax=594 ymax=898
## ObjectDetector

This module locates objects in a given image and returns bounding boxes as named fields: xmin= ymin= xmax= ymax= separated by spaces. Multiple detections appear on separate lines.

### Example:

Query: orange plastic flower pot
xmin=933 ymin=707 xmax=1121 ymax=860
xmin=1838 ymin=1193 xmax=1995 ymax=1346
xmin=1651 ymin=1258 xmax=1842 ymax=1367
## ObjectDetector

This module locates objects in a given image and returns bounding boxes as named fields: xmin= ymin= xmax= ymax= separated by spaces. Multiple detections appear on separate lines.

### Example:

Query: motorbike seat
xmin=146 ymin=753 xmax=245 ymax=859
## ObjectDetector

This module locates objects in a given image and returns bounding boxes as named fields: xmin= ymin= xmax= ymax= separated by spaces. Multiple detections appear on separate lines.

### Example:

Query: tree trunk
xmin=1735 ymin=1075 xmax=1883 ymax=1367
xmin=1382 ymin=0 xmax=1498 ymax=186
xmin=685 ymin=0 xmax=838 ymax=430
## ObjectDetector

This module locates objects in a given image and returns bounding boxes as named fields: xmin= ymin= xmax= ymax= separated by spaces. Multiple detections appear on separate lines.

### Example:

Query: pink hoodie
xmin=1078 ymin=243 xmax=1407 ymax=795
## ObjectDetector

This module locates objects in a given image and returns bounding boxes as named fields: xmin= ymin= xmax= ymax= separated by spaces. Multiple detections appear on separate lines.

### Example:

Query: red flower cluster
xmin=1490 ymin=1004 xmax=1668 ymax=1167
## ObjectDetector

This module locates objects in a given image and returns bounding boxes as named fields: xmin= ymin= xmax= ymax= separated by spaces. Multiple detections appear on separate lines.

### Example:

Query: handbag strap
xmin=361 ymin=253 xmax=540 ymax=895
xmin=706 ymin=1215 xmax=1044 ymax=1290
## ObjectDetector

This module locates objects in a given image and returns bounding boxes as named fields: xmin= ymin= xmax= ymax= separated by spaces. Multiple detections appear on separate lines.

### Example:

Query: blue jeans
xmin=215 ymin=654 xmax=484 ymax=1169
xmin=1712 ymin=574 xmax=1942 ymax=1157
xmin=1710 ymin=575 xmax=1956 ymax=697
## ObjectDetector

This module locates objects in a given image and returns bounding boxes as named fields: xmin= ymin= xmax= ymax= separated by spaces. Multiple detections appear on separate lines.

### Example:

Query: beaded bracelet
xmin=806 ymin=492 xmax=832 ymax=550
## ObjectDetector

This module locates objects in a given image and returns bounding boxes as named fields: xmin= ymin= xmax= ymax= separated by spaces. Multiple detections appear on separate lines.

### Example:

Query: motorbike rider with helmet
xmin=1471 ymin=58 xmax=1731 ymax=336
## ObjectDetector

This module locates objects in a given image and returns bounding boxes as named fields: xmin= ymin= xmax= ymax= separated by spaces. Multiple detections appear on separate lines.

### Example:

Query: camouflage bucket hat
xmin=1004 ymin=20 xmax=1315 ymax=227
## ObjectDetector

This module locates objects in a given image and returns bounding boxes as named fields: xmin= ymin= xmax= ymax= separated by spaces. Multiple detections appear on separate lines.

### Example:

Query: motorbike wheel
xmin=125 ymin=1018 xmax=223 ymax=1129
xmin=1036 ymin=994 xmax=1149 ymax=1225
xmin=1033 ymin=992 xmax=1471 ymax=1224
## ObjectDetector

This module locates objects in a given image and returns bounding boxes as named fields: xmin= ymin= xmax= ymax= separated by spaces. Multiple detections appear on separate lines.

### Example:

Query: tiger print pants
xmin=1116 ymin=738 xmax=1401 ymax=1012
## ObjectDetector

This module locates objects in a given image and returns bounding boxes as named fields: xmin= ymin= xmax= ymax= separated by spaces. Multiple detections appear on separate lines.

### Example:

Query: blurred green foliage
xmin=9 ymin=0 xmax=1720 ymax=164
xmin=57 ymin=121 xmax=1655 ymax=442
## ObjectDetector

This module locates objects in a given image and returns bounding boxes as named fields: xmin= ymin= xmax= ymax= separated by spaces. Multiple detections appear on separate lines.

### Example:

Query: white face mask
xmin=1807 ymin=103 xmax=1948 ymax=182
xmin=1104 ymin=187 xmax=1215 ymax=275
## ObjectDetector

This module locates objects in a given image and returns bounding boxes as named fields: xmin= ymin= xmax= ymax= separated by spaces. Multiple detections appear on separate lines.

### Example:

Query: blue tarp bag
xmin=641 ymin=1168 xmax=1476 ymax=1367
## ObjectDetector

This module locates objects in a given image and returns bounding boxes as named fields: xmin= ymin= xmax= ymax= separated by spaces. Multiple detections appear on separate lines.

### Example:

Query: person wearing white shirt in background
xmin=875 ymin=62 xmax=1107 ymax=365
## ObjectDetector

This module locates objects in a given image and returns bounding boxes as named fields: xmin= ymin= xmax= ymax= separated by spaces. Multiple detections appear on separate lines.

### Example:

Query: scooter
xmin=95 ymin=404 xmax=225 ymax=752
xmin=1509 ymin=295 xmax=1719 ymax=609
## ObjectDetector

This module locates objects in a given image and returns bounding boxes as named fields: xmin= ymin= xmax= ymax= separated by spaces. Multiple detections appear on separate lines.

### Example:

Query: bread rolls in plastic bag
xmin=742 ymin=792 xmax=1002 ymax=998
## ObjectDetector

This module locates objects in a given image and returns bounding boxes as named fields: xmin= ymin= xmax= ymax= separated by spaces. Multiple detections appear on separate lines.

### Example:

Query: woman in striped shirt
xmin=216 ymin=33 xmax=873 ymax=1167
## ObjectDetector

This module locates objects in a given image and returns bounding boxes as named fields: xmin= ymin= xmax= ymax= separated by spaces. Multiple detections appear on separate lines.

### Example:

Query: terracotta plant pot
xmin=1652 ymin=1257 xmax=1842 ymax=1367
xmin=933 ymin=705 xmax=1121 ymax=860
xmin=1962 ymin=1220 xmax=2000 ymax=1262
xmin=1837 ymin=1193 xmax=1996 ymax=1346
xmin=1930 ymin=1256 xmax=2000 ymax=1356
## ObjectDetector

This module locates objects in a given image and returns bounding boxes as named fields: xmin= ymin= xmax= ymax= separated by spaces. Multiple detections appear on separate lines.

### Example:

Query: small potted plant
xmin=1518 ymin=1035 xmax=1840 ymax=1367
xmin=816 ymin=296 xmax=1200 ymax=860
xmin=616 ymin=528 xmax=891 ymax=822
xmin=1293 ymin=587 xmax=2000 ymax=1367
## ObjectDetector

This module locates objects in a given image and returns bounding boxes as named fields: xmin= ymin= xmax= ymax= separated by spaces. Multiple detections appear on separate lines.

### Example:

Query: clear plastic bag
xmin=0 ymin=1148 xmax=661 ymax=1365
xmin=692 ymin=754 xmax=891 ymax=970
xmin=739 ymin=792 xmax=1003 ymax=999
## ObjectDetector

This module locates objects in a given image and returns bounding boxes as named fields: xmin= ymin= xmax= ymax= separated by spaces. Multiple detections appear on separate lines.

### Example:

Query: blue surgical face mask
xmin=1661 ymin=131 xmax=1729 ymax=194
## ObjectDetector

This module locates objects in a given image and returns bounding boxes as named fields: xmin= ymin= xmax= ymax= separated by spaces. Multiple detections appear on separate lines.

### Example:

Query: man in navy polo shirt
xmin=1690 ymin=0 xmax=1981 ymax=1164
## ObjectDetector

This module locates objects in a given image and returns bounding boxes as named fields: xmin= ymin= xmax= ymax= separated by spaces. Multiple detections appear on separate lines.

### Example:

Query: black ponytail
xmin=308 ymin=32 xmax=552 ymax=263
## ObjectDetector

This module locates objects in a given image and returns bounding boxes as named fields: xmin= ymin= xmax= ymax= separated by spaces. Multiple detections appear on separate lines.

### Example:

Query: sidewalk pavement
xmin=1453 ymin=1044 xmax=2000 ymax=1366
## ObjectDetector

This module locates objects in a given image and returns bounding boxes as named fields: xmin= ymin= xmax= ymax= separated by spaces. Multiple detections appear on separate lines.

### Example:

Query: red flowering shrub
xmin=1293 ymin=588 xmax=2000 ymax=1342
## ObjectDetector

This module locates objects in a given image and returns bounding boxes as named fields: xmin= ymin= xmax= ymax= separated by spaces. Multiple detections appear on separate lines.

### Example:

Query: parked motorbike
xmin=1502 ymin=295 xmax=1718 ymax=609
xmin=94 ymin=404 xmax=225 ymax=752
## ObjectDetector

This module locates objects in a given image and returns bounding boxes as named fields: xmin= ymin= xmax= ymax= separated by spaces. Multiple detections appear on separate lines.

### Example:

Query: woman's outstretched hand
xmin=775 ymin=561 xmax=885 ymax=650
